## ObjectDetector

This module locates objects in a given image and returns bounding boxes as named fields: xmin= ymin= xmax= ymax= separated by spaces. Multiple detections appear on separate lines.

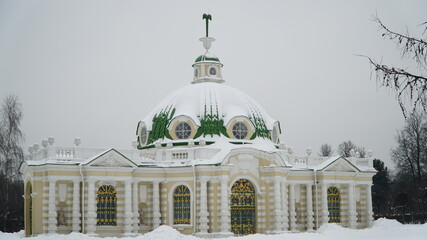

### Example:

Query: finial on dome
xmin=203 ymin=13 xmax=212 ymax=37
xmin=192 ymin=13 xmax=224 ymax=84
xmin=200 ymin=13 xmax=215 ymax=52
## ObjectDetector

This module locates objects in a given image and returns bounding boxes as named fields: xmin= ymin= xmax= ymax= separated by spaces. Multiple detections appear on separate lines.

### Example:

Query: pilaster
xmin=348 ymin=183 xmax=357 ymax=229
xmin=123 ymin=181 xmax=134 ymax=235
xmin=288 ymin=183 xmax=297 ymax=232
xmin=132 ymin=181 xmax=139 ymax=233
xmin=273 ymin=176 xmax=283 ymax=232
xmin=281 ymin=182 xmax=289 ymax=231
xmin=152 ymin=181 xmax=161 ymax=229
xmin=47 ymin=179 xmax=57 ymax=233
xmin=72 ymin=180 xmax=81 ymax=232
xmin=197 ymin=179 xmax=209 ymax=234
xmin=86 ymin=180 xmax=97 ymax=235
xmin=219 ymin=177 xmax=232 ymax=235
xmin=306 ymin=183 xmax=314 ymax=231
xmin=366 ymin=184 xmax=373 ymax=227
xmin=321 ymin=183 xmax=329 ymax=225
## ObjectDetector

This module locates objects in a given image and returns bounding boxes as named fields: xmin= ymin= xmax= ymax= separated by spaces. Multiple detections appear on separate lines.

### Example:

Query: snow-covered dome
xmin=136 ymin=20 xmax=281 ymax=149
xmin=136 ymin=82 xmax=281 ymax=148
xmin=195 ymin=52 xmax=221 ymax=63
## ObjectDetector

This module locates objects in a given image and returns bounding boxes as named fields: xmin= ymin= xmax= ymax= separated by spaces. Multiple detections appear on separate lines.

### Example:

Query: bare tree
xmin=357 ymin=147 xmax=366 ymax=158
xmin=391 ymin=112 xmax=427 ymax=186
xmin=367 ymin=16 xmax=427 ymax=118
xmin=337 ymin=140 xmax=358 ymax=157
xmin=0 ymin=95 xmax=24 ymax=231
xmin=318 ymin=143 xmax=333 ymax=157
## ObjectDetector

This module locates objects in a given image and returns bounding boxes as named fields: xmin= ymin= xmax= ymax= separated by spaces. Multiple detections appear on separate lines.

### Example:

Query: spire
xmin=192 ymin=13 xmax=224 ymax=84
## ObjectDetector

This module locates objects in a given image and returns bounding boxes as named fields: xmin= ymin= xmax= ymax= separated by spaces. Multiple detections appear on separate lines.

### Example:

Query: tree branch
xmin=367 ymin=56 xmax=427 ymax=118
xmin=373 ymin=15 xmax=427 ymax=68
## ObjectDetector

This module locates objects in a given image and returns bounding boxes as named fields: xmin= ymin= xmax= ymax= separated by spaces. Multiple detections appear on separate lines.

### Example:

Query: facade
xmin=20 ymin=16 xmax=376 ymax=237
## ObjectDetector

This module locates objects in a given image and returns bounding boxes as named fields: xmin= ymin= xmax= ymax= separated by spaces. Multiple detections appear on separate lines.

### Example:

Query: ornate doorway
xmin=230 ymin=179 xmax=256 ymax=235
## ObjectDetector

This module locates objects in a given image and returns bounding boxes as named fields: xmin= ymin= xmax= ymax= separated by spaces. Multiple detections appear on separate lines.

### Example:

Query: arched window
xmin=173 ymin=185 xmax=191 ymax=224
xmin=97 ymin=185 xmax=117 ymax=226
xmin=327 ymin=186 xmax=341 ymax=223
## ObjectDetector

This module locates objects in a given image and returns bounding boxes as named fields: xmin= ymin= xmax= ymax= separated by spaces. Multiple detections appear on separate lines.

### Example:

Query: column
xmin=273 ymin=176 xmax=283 ymax=232
xmin=72 ymin=180 xmax=81 ymax=232
xmin=348 ymin=183 xmax=356 ymax=229
xmin=86 ymin=180 xmax=96 ymax=235
xmin=220 ymin=177 xmax=231 ymax=233
xmin=366 ymin=184 xmax=373 ymax=227
xmin=124 ymin=181 xmax=133 ymax=235
xmin=321 ymin=183 xmax=329 ymax=225
xmin=198 ymin=179 xmax=209 ymax=234
xmin=281 ymin=182 xmax=289 ymax=231
xmin=152 ymin=181 xmax=161 ymax=229
xmin=306 ymin=183 xmax=314 ymax=231
xmin=132 ymin=182 xmax=139 ymax=233
xmin=47 ymin=179 xmax=57 ymax=233
xmin=288 ymin=183 xmax=297 ymax=231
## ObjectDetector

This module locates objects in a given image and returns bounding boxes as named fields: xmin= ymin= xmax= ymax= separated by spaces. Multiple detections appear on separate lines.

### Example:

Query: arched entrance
xmin=230 ymin=179 xmax=256 ymax=235
xmin=24 ymin=181 xmax=32 ymax=236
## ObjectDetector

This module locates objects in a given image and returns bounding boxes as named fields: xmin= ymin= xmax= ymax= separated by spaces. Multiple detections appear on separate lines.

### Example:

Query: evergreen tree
xmin=372 ymin=159 xmax=391 ymax=217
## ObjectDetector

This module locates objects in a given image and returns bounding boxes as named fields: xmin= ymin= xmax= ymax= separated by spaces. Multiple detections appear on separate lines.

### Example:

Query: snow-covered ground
xmin=1 ymin=219 xmax=426 ymax=240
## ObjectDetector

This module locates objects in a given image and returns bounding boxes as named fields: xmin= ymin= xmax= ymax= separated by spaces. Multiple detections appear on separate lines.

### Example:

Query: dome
xmin=137 ymin=82 xmax=280 ymax=148
xmin=195 ymin=52 xmax=220 ymax=63
xmin=136 ymin=18 xmax=281 ymax=149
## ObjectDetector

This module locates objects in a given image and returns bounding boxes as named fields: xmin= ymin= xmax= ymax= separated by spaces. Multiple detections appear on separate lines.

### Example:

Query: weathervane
xmin=203 ymin=13 xmax=212 ymax=37
xmin=200 ymin=13 xmax=215 ymax=52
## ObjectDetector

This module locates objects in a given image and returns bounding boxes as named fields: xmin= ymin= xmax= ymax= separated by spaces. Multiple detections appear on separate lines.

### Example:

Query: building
xmin=20 ymin=15 xmax=376 ymax=237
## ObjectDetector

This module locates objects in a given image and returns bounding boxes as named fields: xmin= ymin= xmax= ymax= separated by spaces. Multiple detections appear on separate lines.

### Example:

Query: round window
xmin=209 ymin=67 xmax=217 ymax=76
xmin=232 ymin=122 xmax=248 ymax=139
xmin=194 ymin=68 xmax=198 ymax=77
xmin=140 ymin=126 xmax=147 ymax=144
xmin=175 ymin=122 xmax=192 ymax=139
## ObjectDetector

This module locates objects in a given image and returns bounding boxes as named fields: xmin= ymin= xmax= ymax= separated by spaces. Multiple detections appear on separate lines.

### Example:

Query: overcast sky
xmin=1 ymin=0 xmax=426 ymax=169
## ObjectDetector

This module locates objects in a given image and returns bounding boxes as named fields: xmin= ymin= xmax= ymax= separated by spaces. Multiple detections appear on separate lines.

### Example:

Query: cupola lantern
xmin=192 ymin=13 xmax=224 ymax=84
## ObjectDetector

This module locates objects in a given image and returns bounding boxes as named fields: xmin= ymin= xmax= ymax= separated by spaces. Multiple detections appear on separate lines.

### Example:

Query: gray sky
xmin=1 ymin=0 xmax=426 ymax=169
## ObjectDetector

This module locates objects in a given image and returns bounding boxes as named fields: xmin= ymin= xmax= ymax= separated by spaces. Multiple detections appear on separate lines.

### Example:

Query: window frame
xmin=96 ymin=185 xmax=117 ymax=226
xmin=327 ymin=186 xmax=341 ymax=223
xmin=169 ymin=183 xmax=193 ymax=227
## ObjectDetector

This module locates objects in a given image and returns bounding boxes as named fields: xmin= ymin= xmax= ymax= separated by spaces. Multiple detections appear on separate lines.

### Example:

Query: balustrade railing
xmin=56 ymin=148 xmax=74 ymax=158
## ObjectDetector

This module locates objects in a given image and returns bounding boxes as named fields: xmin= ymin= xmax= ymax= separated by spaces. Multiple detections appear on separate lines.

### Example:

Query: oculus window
xmin=175 ymin=122 xmax=192 ymax=139
xmin=232 ymin=122 xmax=248 ymax=139
xmin=209 ymin=67 xmax=217 ymax=76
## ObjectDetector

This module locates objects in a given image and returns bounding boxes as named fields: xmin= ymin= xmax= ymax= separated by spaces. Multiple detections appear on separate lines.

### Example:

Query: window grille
xmin=173 ymin=185 xmax=191 ymax=224
xmin=97 ymin=185 xmax=117 ymax=226
xmin=327 ymin=186 xmax=341 ymax=223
